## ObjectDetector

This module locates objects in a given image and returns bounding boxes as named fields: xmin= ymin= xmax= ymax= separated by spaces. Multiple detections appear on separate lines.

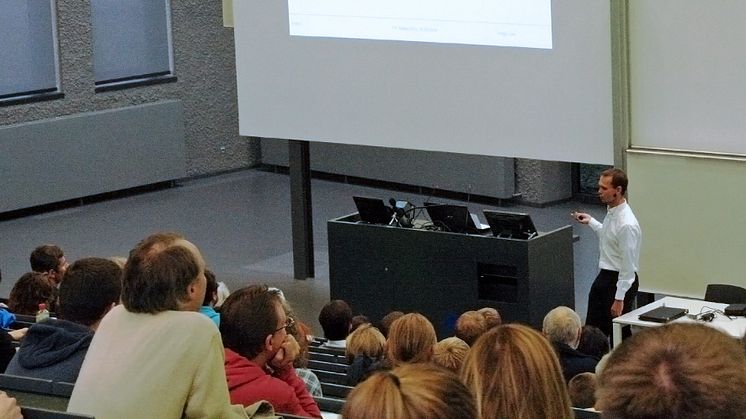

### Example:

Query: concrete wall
xmin=0 ymin=0 xmax=256 ymax=202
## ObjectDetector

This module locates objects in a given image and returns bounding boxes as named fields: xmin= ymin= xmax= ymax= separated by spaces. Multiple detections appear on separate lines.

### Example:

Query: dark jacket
xmin=5 ymin=318 xmax=93 ymax=383
xmin=553 ymin=341 xmax=598 ymax=382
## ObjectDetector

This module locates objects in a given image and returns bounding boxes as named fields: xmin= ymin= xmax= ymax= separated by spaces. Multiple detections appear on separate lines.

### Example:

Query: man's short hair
xmin=59 ymin=258 xmax=122 ymax=326
xmin=577 ymin=325 xmax=610 ymax=360
xmin=318 ymin=300 xmax=352 ymax=341
xmin=455 ymin=311 xmax=488 ymax=346
xmin=567 ymin=372 xmax=596 ymax=409
xmin=202 ymin=269 xmax=218 ymax=306
xmin=379 ymin=311 xmax=404 ymax=338
xmin=542 ymin=306 xmax=581 ymax=347
xmin=432 ymin=337 xmax=470 ymax=372
xmin=597 ymin=323 xmax=746 ymax=419
xmin=30 ymin=245 xmax=64 ymax=273
xmin=8 ymin=272 xmax=58 ymax=315
xmin=121 ymin=232 xmax=201 ymax=313
xmin=600 ymin=167 xmax=628 ymax=195
xmin=220 ymin=284 xmax=283 ymax=360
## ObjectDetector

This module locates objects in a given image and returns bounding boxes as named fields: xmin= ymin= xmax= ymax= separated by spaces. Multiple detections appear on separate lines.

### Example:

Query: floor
xmin=0 ymin=169 xmax=605 ymax=334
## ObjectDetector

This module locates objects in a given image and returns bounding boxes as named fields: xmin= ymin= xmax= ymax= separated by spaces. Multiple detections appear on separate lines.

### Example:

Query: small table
xmin=612 ymin=296 xmax=746 ymax=347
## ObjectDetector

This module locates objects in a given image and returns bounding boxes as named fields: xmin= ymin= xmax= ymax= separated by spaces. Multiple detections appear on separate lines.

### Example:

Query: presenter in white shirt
xmin=573 ymin=168 xmax=641 ymax=337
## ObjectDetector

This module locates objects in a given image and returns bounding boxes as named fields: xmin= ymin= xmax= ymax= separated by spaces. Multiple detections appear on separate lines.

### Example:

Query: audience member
xmin=199 ymin=269 xmax=220 ymax=327
xmin=29 ymin=244 xmax=68 ymax=286
xmin=478 ymin=306 xmax=502 ymax=328
xmin=378 ymin=310 xmax=404 ymax=338
xmin=567 ymin=372 xmax=596 ymax=409
xmin=432 ymin=336 xmax=469 ymax=373
xmin=68 ymin=232 xmax=250 ymax=418
xmin=6 ymin=257 xmax=121 ymax=382
xmin=542 ymin=306 xmax=598 ymax=382
xmin=8 ymin=272 xmax=58 ymax=315
xmin=345 ymin=323 xmax=386 ymax=386
xmin=350 ymin=314 xmax=370 ymax=333
xmin=342 ymin=363 xmax=477 ymax=419
xmin=596 ymin=323 xmax=746 ymax=419
xmin=455 ymin=310 xmax=488 ymax=346
xmin=577 ymin=325 xmax=610 ymax=360
xmin=460 ymin=324 xmax=573 ymax=419
xmin=221 ymin=285 xmax=321 ymax=418
xmin=292 ymin=321 xmax=323 ymax=397
xmin=318 ymin=300 xmax=352 ymax=348
xmin=385 ymin=313 xmax=436 ymax=368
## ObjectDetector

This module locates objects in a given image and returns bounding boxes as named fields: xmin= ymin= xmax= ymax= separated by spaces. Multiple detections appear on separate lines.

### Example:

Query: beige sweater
xmin=68 ymin=305 xmax=249 ymax=419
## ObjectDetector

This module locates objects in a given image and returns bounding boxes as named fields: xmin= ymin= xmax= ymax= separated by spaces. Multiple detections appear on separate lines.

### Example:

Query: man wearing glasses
xmin=221 ymin=285 xmax=321 ymax=418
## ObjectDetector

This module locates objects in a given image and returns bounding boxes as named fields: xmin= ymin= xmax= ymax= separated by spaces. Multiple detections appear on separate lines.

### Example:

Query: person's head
xmin=342 ymin=363 xmax=477 ymax=419
xmin=478 ymin=307 xmax=502 ymax=328
xmin=121 ymin=232 xmax=206 ymax=313
xmin=542 ymin=306 xmax=582 ymax=348
xmin=318 ymin=300 xmax=353 ymax=341
xmin=432 ymin=337 xmax=469 ymax=372
xmin=597 ymin=323 xmax=746 ymax=419
xmin=379 ymin=311 xmax=404 ymax=338
xmin=220 ymin=285 xmax=291 ymax=365
xmin=8 ymin=272 xmax=58 ymax=315
xmin=455 ymin=310 xmax=488 ymax=346
xmin=567 ymin=372 xmax=596 ymax=409
xmin=350 ymin=315 xmax=370 ymax=333
xmin=386 ymin=313 xmax=437 ymax=367
xmin=577 ymin=325 xmax=610 ymax=360
xmin=29 ymin=244 xmax=68 ymax=285
xmin=292 ymin=321 xmax=313 ymax=369
xmin=58 ymin=257 xmax=122 ymax=329
xmin=598 ymin=167 xmax=628 ymax=206
xmin=460 ymin=324 xmax=573 ymax=419
xmin=202 ymin=269 xmax=218 ymax=307
xmin=345 ymin=323 xmax=386 ymax=363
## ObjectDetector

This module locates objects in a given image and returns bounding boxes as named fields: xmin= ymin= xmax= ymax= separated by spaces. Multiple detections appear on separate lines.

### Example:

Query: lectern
xmin=328 ymin=214 xmax=574 ymax=338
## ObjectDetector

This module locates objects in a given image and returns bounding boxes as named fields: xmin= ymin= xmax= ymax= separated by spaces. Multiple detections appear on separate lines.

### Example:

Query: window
xmin=91 ymin=0 xmax=175 ymax=91
xmin=0 ymin=0 xmax=62 ymax=105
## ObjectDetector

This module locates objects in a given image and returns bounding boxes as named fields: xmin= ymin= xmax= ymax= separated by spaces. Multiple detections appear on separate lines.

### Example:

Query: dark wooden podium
xmin=328 ymin=214 xmax=575 ymax=338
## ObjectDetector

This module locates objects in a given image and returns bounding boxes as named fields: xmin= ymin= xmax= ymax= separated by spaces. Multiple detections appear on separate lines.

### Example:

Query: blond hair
xmin=460 ymin=324 xmax=573 ymax=419
xmin=346 ymin=323 xmax=386 ymax=363
xmin=342 ymin=363 xmax=476 ymax=419
xmin=432 ymin=337 xmax=469 ymax=372
xmin=386 ymin=313 xmax=437 ymax=367
xmin=455 ymin=310 xmax=488 ymax=346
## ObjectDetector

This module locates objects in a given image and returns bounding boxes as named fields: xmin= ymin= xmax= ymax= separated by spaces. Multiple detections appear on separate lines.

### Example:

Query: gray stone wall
xmin=0 ymin=0 xmax=256 ymax=176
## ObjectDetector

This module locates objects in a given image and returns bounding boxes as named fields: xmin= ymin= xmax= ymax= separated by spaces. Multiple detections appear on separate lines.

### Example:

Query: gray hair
xmin=543 ymin=306 xmax=581 ymax=347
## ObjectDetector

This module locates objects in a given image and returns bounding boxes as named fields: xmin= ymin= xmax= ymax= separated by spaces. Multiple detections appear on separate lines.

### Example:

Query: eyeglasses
xmin=273 ymin=317 xmax=295 ymax=334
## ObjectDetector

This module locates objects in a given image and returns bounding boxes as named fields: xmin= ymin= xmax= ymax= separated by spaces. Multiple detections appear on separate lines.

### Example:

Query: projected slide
xmin=288 ymin=0 xmax=553 ymax=49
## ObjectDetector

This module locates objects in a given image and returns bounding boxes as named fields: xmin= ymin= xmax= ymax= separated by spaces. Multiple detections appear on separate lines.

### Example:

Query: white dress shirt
xmin=588 ymin=201 xmax=641 ymax=300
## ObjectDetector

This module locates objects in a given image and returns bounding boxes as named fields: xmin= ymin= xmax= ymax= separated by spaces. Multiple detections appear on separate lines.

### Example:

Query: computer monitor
xmin=353 ymin=196 xmax=393 ymax=225
xmin=483 ymin=210 xmax=538 ymax=239
xmin=424 ymin=202 xmax=481 ymax=234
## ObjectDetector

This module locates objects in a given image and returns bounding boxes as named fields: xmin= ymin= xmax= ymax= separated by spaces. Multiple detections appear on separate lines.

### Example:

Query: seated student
xmin=221 ymin=285 xmax=321 ymax=418
xmin=460 ymin=324 xmax=573 ymax=419
xmin=198 ymin=269 xmax=220 ymax=327
xmin=542 ymin=306 xmax=598 ymax=382
xmin=29 ymin=244 xmax=68 ymax=286
xmin=291 ymin=321 xmax=323 ymax=397
xmin=350 ymin=314 xmax=370 ymax=333
xmin=68 ymin=232 xmax=251 ymax=418
xmin=478 ymin=307 xmax=502 ymax=328
xmin=345 ymin=323 xmax=386 ymax=386
xmin=597 ymin=323 xmax=746 ymax=419
xmin=318 ymin=300 xmax=352 ymax=349
xmin=342 ymin=363 xmax=477 ymax=419
xmin=8 ymin=272 xmax=58 ymax=315
xmin=432 ymin=337 xmax=469 ymax=373
xmin=577 ymin=325 xmax=610 ymax=361
xmin=455 ymin=310 xmax=488 ymax=346
xmin=378 ymin=310 xmax=404 ymax=338
xmin=567 ymin=372 xmax=597 ymax=409
xmin=384 ymin=313 xmax=437 ymax=368
xmin=6 ymin=257 xmax=121 ymax=383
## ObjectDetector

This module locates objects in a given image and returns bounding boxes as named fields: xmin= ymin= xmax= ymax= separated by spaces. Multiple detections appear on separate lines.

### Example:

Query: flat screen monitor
xmin=424 ymin=202 xmax=481 ymax=234
xmin=353 ymin=196 xmax=392 ymax=225
xmin=483 ymin=210 xmax=537 ymax=239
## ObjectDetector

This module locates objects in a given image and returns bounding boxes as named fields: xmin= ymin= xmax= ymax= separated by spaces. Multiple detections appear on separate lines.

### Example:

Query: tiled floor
xmin=0 ymin=169 xmax=605 ymax=333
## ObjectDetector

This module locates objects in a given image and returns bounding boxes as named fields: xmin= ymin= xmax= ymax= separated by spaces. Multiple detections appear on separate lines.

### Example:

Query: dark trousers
xmin=586 ymin=269 xmax=639 ymax=337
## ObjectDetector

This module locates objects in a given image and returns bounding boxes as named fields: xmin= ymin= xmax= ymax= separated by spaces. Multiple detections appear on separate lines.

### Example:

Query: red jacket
xmin=224 ymin=348 xmax=321 ymax=418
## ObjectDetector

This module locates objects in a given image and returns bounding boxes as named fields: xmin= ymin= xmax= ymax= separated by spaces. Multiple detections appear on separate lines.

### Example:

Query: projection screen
xmin=233 ymin=0 xmax=613 ymax=164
